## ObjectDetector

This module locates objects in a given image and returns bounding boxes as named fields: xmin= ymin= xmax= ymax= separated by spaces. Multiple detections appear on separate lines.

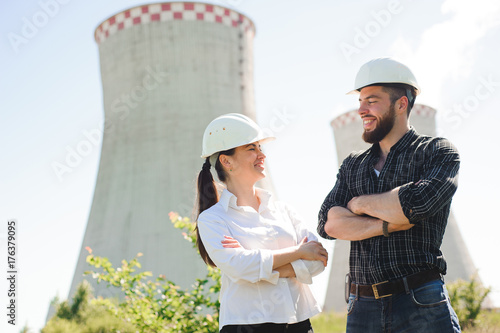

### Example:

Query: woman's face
xmin=223 ymin=141 xmax=266 ymax=183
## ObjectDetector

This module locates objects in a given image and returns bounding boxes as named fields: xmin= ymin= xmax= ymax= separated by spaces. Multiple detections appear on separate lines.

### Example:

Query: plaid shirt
xmin=317 ymin=128 xmax=460 ymax=284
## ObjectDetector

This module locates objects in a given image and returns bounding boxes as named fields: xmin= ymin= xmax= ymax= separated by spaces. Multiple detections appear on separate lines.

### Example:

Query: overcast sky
xmin=1 ymin=0 xmax=499 ymax=331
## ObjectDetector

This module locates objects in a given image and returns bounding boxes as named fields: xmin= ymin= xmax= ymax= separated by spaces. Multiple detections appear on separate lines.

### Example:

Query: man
xmin=318 ymin=58 xmax=461 ymax=332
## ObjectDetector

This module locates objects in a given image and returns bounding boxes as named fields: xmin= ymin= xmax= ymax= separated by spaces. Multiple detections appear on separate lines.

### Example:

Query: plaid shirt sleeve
xmin=317 ymin=157 xmax=353 ymax=239
xmin=398 ymin=138 xmax=460 ymax=223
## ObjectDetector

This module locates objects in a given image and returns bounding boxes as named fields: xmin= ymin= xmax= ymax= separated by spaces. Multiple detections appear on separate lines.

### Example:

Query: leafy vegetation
xmin=448 ymin=275 xmax=492 ymax=329
xmin=42 ymin=280 xmax=136 ymax=333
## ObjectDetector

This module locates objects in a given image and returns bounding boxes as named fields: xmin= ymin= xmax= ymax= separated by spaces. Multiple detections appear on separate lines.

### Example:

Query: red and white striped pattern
xmin=331 ymin=104 xmax=436 ymax=129
xmin=95 ymin=2 xmax=255 ymax=44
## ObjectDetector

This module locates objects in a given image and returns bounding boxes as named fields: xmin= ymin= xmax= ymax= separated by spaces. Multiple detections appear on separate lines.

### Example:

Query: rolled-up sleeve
xmin=290 ymin=259 xmax=325 ymax=284
xmin=197 ymin=212 xmax=279 ymax=284
xmin=398 ymin=138 xmax=460 ymax=223
xmin=317 ymin=159 xmax=352 ymax=239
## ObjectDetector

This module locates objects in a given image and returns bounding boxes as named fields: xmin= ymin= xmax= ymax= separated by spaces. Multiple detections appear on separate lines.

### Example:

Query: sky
xmin=1 ymin=0 xmax=500 ymax=331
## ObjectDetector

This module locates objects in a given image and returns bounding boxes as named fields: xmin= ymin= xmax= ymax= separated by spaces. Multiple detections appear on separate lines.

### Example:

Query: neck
xmin=226 ymin=180 xmax=260 ymax=211
xmin=378 ymin=120 xmax=410 ymax=157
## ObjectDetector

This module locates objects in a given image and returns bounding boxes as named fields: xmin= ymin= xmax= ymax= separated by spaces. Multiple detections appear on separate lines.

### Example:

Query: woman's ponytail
xmin=195 ymin=157 xmax=218 ymax=267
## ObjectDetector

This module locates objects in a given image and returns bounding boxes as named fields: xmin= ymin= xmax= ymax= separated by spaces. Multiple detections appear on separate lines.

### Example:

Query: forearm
xmin=275 ymin=263 xmax=296 ymax=278
xmin=349 ymin=187 xmax=410 ymax=224
xmin=272 ymin=247 xmax=301 ymax=270
xmin=324 ymin=206 xmax=384 ymax=241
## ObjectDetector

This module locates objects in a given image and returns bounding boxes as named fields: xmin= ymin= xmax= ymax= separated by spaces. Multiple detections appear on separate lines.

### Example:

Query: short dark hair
xmin=379 ymin=84 xmax=417 ymax=116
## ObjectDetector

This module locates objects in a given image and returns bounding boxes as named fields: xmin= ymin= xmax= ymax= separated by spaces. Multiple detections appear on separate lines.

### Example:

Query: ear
xmin=219 ymin=154 xmax=232 ymax=170
xmin=395 ymin=96 xmax=409 ymax=116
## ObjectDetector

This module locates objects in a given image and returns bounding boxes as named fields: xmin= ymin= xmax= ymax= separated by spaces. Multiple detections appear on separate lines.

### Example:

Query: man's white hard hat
xmin=201 ymin=113 xmax=275 ymax=159
xmin=347 ymin=57 xmax=420 ymax=95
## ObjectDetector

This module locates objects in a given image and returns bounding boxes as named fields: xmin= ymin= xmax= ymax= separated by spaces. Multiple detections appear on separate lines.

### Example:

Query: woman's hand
xmin=221 ymin=235 xmax=242 ymax=248
xmin=296 ymin=237 xmax=328 ymax=267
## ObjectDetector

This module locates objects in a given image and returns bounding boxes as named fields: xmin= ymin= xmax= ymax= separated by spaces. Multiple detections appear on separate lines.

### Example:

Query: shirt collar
xmin=219 ymin=188 xmax=274 ymax=213
xmin=369 ymin=126 xmax=418 ymax=156
xmin=390 ymin=126 xmax=418 ymax=153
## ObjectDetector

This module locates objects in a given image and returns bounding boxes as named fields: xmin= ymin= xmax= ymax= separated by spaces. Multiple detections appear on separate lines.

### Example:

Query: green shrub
xmin=43 ymin=280 xmax=136 ymax=333
xmin=44 ymin=213 xmax=220 ymax=332
xmin=82 ymin=212 xmax=220 ymax=332
xmin=448 ymin=275 xmax=491 ymax=329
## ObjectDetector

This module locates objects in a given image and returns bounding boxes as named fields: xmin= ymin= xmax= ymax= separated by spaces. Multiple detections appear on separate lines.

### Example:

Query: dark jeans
xmin=346 ymin=279 xmax=461 ymax=332
xmin=220 ymin=319 xmax=313 ymax=333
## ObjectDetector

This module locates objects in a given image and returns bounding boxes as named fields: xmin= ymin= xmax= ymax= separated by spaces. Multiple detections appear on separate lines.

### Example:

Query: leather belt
xmin=350 ymin=268 xmax=442 ymax=299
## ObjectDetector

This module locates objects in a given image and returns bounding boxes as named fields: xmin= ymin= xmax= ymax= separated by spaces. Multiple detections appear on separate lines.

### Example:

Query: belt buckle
xmin=372 ymin=281 xmax=392 ymax=299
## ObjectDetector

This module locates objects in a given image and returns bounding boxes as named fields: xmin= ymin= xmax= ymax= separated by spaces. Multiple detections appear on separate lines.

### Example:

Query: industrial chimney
xmin=68 ymin=2 xmax=269 ymax=299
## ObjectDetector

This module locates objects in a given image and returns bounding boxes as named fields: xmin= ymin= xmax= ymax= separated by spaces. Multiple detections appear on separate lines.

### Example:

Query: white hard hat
xmin=347 ymin=57 xmax=420 ymax=95
xmin=201 ymin=113 xmax=275 ymax=159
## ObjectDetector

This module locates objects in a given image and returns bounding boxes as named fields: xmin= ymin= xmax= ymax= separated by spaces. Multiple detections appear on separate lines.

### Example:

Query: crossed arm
xmin=222 ymin=235 xmax=326 ymax=278
xmin=320 ymin=139 xmax=460 ymax=241
xmin=324 ymin=187 xmax=413 ymax=241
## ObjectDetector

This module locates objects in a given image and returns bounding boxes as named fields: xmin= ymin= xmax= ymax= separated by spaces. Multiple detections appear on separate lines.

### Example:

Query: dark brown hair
xmin=380 ymin=83 xmax=417 ymax=116
xmin=195 ymin=148 xmax=235 ymax=267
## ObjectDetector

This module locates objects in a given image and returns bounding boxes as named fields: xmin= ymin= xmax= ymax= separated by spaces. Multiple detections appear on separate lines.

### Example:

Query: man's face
xmin=357 ymin=86 xmax=396 ymax=144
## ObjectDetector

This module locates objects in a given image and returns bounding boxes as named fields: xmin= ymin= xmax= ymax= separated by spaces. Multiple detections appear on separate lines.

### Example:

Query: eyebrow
xmin=359 ymin=94 xmax=382 ymax=102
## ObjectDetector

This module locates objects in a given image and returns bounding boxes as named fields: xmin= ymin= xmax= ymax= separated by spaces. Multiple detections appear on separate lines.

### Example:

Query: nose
xmin=257 ymin=148 xmax=266 ymax=160
xmin=358 ymin=101 xmax=369 ymax=116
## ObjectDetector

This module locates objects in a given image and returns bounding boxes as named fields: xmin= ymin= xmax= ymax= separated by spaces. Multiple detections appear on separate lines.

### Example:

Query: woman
xmin=196 ymin=113 xmax=328 ymax=333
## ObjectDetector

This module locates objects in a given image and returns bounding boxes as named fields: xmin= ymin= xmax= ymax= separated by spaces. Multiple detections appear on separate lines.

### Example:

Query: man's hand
xmin=347 ymin=189 xmax=410 ymax=225
xmin=388 ymin=222 xmax=415 ymax=233
xmin=347 ymin=196 xmax=364 ymax=215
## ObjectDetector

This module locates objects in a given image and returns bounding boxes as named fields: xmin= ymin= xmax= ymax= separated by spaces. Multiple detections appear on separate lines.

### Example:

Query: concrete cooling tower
xmin=323 ymin=104 xmax=476 ymax=312
xmin=68 ymin=2 xmax=273 ymax=300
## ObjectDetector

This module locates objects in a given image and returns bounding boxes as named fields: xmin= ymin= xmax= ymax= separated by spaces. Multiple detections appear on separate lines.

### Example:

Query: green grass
xmin=463 ymin=310 xmax=500 ymax=333
xmin=310 ymin=312 xmax=347 ymax=333
xmin=310 ymin=309 xmax=500 ymax=333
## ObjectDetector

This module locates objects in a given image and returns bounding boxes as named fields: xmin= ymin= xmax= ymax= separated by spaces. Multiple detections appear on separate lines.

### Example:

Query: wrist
xmin=351 ymin=195 xmax=367 ymax=215
xmin=294 ymin=244 xmax=303 ymax=260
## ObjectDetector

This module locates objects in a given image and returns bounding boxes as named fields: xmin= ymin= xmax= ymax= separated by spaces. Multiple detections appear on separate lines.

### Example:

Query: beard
xmin=362 ymin=103 xmax=396 ymax=144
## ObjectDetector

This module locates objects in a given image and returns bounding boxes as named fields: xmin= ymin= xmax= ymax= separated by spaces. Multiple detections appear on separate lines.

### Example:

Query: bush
xmin=44 ymin=213 xmax=220 ymax=332
xmin=82 ymin=212 xmax=221 ymax=332
xmin=43 ymin=280 xmax=136 ymax=333
xmin=447 ymin=275 xmax=491 ymax=329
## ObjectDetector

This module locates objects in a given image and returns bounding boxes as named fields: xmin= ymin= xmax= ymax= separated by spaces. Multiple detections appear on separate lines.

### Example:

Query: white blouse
xmin=197 ymin=188 xmax=324 ymax=329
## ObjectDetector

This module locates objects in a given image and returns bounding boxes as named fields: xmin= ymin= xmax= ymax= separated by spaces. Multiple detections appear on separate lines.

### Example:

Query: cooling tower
xmin=68 ymin=2 xmax=271 ymax=300
xmin=323 ymin=104 xmax=476 ymax=312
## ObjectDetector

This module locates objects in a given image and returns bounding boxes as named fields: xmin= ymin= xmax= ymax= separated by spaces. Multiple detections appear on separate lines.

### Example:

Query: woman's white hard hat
xmin=347 ymin=57 xmax=420 ymax=95
xmin=201 ymin=113 xmax=275 ymax=159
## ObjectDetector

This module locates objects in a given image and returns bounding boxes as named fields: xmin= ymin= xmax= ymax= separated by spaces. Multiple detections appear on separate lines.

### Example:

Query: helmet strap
xmin=405 ymin=87 xmax=415 ymax=109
